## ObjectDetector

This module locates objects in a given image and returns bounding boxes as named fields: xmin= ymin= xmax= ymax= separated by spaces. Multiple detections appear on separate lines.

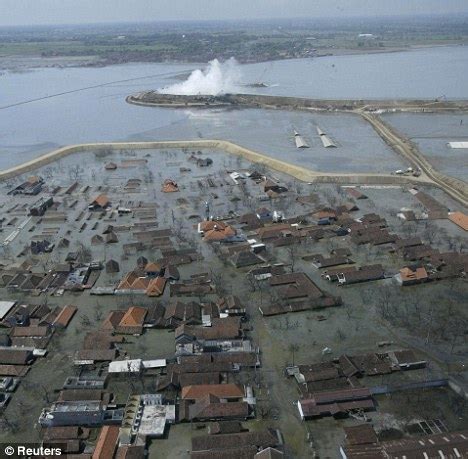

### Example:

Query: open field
xmin=2 ymin=16 xmax=468 ymax=67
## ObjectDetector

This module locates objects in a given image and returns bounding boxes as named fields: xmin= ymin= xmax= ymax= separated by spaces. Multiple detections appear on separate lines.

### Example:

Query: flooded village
xmin=0 ymin=140 xmax=466 ymax=458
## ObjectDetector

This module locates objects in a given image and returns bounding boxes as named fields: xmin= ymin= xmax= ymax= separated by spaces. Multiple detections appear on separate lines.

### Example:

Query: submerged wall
xmin=0 ymin=140 xmax=426 ymax=187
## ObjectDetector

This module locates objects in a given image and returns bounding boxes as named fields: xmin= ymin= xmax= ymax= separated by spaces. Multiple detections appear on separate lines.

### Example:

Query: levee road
xmin=127 ymin=92 xmax=468 ymax=207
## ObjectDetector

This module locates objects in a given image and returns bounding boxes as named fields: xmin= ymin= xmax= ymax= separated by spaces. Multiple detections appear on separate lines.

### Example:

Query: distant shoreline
xmin=1 ymin=43 xmax=467 ymax=72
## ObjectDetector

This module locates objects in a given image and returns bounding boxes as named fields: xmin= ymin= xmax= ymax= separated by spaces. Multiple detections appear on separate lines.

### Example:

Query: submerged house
xmin=89 ymin=194 xmax=111 ymax=211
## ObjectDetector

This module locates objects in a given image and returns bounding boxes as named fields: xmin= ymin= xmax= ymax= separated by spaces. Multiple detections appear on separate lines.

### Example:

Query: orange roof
xmin=117 ymin=272 xmax=138 ymax=290
xmin=117 ymin=271 xmax=150 ymax=290
xmin=53 ymin=305 xmax=77 ymax=327
xmin=399 ymin=266 xmax=428 ymax=282
xmin=199 ymin=220 xmax=228 ymax=232
xmin=181 ymin=383 xmax=244 ymax=401
xmin=144 ymin=262 xmax=161 ymax=272
xmin=162 ymin=179 xmax=179 ymax=193
xmin=204 ymin=225 xmax=236 ymax=241
xmin=146 ymin=277 xmax=166 ymax=297
xmin=91 ymin=194 xmax=110 ymax=208
xmin=101 ymin=310 xmax=125 ymax=331
xmin=449 ymin=212 xmax=468 ymax=231
xmin=92 ymin=425 xmax=119 ymax=459
xmin=118 ymin=307 xmax=147 ymax=327
xmin=131 ymin=277 xmax=150 ymax=290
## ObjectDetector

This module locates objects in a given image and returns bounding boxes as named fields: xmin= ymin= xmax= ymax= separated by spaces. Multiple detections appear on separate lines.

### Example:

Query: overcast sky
xmin=2 ymin=0 xmax=468 ymax=26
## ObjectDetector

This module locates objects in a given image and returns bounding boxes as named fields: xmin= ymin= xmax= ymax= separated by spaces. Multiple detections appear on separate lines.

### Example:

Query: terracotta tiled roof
xmin=118 ymin=307 xmax=147 ymax=327
xmin=144 ymin=262 xmax=161 ymax=272
xmin=399 ymin=266 xmax=428 ymax=282
xmin=53 ymin=305 xmax=77 ymax=327
xmin=100 ymin=311 xmax=125 ymax=331
xmin=0 ymin=364 xmax=30 ymax=377
xmin=91 ymin=194 xmax=110 ymax=208
xmin=10 ymin=326 xmax=49 ymax=337
xmin=199 ymin=221 xmax=228 ymax=232
xmin=182 ymin=383 xmax=244 ymax=401
xmin=146 ymin=277 xmax=166 ymax=297
xmin=117 ymin=271 xmax=150 ymax=290
xmin=92 ymin=426 xmax=119 ymax=459
xmin=162 ymin=179 xmax=179 ymax=193
xmin=449 ymin=211 xmax=468 ymax=231
xmin=191 ymin=429 xmax=280 ymax=452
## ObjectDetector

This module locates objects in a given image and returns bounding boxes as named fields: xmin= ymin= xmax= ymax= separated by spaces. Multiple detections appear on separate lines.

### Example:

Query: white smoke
xmin=162 ymin=58 xmax=242 ymax=96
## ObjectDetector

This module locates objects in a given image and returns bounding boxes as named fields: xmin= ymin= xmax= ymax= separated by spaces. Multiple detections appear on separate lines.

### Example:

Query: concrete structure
xmin=316 ymin=126 xmax=337 ymax=148
xmin=293 ymin=130 xmax=309 ymax=149
xmin=448 ymin=141 xmax=468 ymax=149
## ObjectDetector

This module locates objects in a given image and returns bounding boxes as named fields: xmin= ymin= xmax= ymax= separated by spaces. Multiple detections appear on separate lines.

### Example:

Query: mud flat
xmin=127 ymin=92 xmax=468 ymax=113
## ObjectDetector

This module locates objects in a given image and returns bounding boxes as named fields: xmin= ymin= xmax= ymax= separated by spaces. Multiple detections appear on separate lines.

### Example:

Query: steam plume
xmin=162 ymin=58 xmax=241 ymax=96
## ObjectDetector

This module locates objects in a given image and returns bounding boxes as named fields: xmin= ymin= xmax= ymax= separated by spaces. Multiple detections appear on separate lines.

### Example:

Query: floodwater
xmin=241 ymin=45 xmax=468 ymax=100
xmin=383 ymin=113 xmax=468 ymax=182
xmin=0 ymin=45 xmax=467 ymax=170
xmin=134 ymin=108 xmax=405 ymax=173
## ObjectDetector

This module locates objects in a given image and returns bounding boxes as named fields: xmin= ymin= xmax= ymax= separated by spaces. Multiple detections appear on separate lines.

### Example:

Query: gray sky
xmin=2 ymin=0 xmax=468 ymax=26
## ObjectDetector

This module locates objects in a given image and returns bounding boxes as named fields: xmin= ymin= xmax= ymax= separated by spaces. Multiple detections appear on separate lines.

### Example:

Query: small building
xmin=38 ymin=401 xmax=124 ymax=427
xmin=115 ymin=307 xmax=147 ymax=335
xmin=29 ymin=196 xmax=54 ymax=216
xmin=105 ymin=260 xmax=120 ymax=274
xmin=162 ymin=179 xmax=179 ymax=193
xmin=263 ymin=179 xmax=288 ymax=194
xmin=9 ymin=176 xmax=44 ymax=196
xmin=217 ymin=295 xmax=246 ymax=316
xmin=204 ymin=225 xmax=236 ymax=242
xmin=196 ymin=158 xmax=213 ymax=167
xmin=105 ymin=162 xmax=118 ymax=171
xmin=92 ymin=235 xmax=104 ymax=245
xmin=397 ymin=266 xmax=428 ymax=286
xmin=256 ymin=207 xmax=272 ymax=221
xmin=337 ymin=265 xmax=385 ymax=285
xmin=31 ymin=240 xmax=54 ymax=254
xmin=297 ymin=388 xmax=375 ymax=420
xmin=294 ymin=130 xmax=309 ymax=148
xmin=128 ymin=394 xmax=175 ymax=438
xmin=105 ymin=232 xmax=118 ymax=244
xmin=162 ymin=264 xmax=180 ymax=281
xmin=146 ymin=277 xmax=167 ymax=297
xmin=188 ymin=395 xmax=250 ymax=421
xmin=448 ymin=211 xmax=468 ymax=231
xmin=230 ymin=251 xmax=264 ymax=268
xmin=144 ymin=262 xmax=161 ymax=277
xmin=182 ymin=383 xmax=245 ymax=403
xmin=344 ymin=187 xmax=367 ymax=200
xmin=89 ymin=194 xmax=111 ymax=211
xmin=52 ymin=305 xmax=77 ymax=328
xmin=0 ymin=349 xmax=34 ymax=366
